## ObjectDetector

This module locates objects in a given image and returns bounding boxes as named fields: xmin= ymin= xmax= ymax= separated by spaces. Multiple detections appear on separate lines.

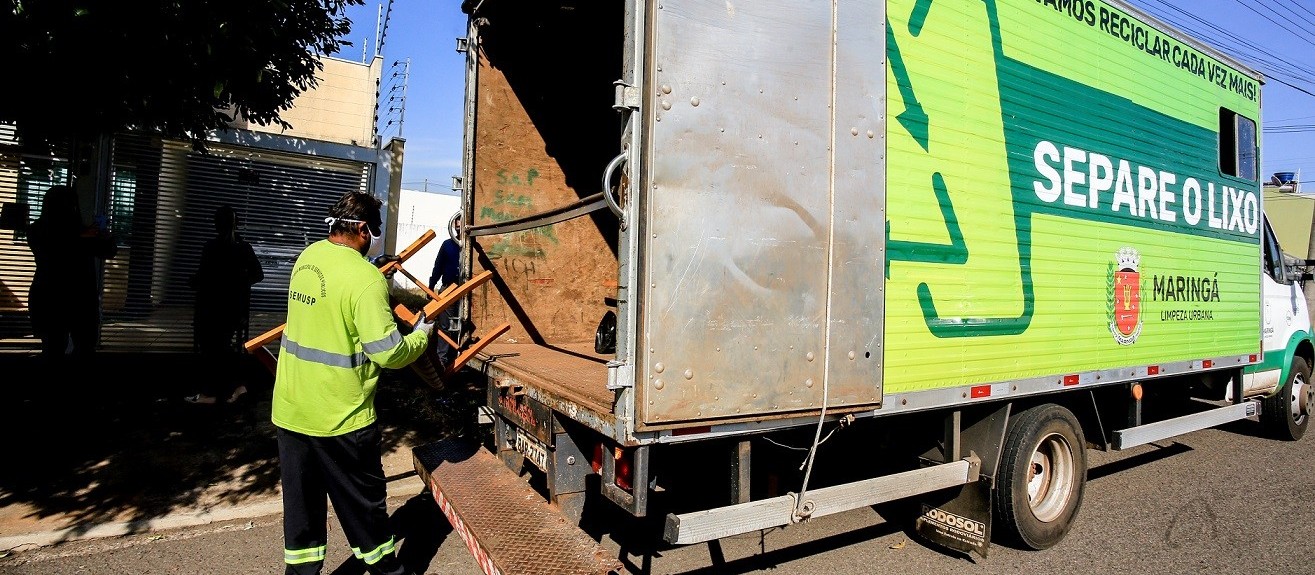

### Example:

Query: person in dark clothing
xmin=26 ymin=185 xmax=117 ymax=365
xmin=426 ymin=218 xmax=461 ymax=293
xmin=427 ymin=216 xmax=463 ymax=362
xmin=185 ymin=205 xmax=264 ymax=405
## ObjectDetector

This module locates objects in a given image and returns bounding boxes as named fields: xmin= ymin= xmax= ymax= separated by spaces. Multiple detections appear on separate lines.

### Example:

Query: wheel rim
xmin=1026 ymin=433 xmax=1075 ymax=523
xmin=1291 ymin=370 xmax=1311 ymax=425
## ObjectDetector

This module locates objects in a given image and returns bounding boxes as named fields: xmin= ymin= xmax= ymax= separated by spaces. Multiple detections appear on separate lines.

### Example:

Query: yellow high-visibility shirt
xmin=272 ymin=240 xmax=428 ymax=436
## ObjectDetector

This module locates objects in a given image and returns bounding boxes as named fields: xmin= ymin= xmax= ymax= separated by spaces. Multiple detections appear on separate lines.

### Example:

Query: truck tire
xmin=992 ymin=403 xmax=1086 ymax=550
xmin=1262 ymin=356 xmax=1312 ymax=441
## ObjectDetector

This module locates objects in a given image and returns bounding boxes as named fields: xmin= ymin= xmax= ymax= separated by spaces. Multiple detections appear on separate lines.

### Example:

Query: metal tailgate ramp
xmin=413 ymin=438 xmax=624 ymax=575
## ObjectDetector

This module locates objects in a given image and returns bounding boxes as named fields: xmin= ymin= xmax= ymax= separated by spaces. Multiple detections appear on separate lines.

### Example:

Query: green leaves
xmin=0 ymin=0 xmax=365 ymax=152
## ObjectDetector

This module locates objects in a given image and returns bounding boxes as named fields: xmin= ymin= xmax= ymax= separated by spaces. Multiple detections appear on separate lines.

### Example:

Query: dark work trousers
xmin=432 ymin=304 xmax=459 ymax=364
xmin=277 ymin=424 xmax=408 ymax=575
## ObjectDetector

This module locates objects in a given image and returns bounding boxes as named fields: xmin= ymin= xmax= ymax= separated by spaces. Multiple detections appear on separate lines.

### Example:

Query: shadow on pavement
xmin=0 ymin=351 xmax=480 ymax=545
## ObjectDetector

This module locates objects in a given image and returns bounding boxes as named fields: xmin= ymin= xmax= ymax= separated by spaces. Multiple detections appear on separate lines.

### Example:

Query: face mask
xmin=325 ymin=216 xmax=385 ymax=259
xmin=365 ymin=229 xmax=385 ymax=259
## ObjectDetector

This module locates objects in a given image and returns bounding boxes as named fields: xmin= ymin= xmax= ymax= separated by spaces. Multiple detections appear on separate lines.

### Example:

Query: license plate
xmin=513 ymin=428 xmax=550 ymax=471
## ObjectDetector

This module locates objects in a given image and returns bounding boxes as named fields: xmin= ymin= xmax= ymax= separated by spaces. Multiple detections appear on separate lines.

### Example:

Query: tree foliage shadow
xmin=0 ymin=351 xmax=480 ymax=543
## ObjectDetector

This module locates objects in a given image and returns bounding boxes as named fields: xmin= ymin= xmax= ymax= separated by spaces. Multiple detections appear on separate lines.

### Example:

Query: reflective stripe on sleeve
xmin=361 ymin=330 xmax=403 ymax=355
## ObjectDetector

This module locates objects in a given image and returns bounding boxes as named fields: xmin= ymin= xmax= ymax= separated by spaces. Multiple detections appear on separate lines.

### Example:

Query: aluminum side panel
xmin=828 ymin=1 xmax=887 ymax=407
xmin=641 ymin=0 xmax=834 ymax=423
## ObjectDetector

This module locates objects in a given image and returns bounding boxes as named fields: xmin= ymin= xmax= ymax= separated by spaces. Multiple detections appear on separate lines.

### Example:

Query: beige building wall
xmin=1264 ymin=188 xmax=1315 ymax=259
xmin=231 ymin=55 xmax=382 ymax=147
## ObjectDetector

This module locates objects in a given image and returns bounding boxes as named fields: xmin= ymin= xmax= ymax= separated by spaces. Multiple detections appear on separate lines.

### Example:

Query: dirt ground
xmin=0 ymin=350 xmax=485 ymax=551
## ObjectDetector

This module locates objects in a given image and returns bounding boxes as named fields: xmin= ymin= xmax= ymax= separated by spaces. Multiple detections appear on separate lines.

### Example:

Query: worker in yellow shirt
xmin=272 ymin=191 xmax=434 ymax=575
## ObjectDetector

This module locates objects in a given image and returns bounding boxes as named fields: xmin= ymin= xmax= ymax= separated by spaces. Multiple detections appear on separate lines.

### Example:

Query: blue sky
xmin=340 ymin=0 xmax=1315 ymax=192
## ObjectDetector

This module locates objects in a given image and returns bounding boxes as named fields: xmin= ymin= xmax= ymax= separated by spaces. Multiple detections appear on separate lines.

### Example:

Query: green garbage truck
xmin=412 ymin=0 xmax=1314 ymax=569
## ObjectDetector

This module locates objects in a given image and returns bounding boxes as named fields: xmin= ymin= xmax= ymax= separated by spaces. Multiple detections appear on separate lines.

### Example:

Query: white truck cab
xmin=1242 ymin=215 xmax=1315 ymax=439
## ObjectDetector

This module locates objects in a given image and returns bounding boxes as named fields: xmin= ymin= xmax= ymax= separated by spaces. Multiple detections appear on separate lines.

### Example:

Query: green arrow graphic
xmin=887 ymin=20 xmax=929 ymax=151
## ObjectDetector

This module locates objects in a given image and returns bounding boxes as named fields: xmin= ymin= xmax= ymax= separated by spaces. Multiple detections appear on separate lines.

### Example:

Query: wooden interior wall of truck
xmin=469 ymin=2 xmax=623 ymax=347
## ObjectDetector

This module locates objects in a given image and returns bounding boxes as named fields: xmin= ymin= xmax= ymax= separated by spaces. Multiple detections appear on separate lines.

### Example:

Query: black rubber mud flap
xmin=914 ymin=479 xmax=993 ymax=558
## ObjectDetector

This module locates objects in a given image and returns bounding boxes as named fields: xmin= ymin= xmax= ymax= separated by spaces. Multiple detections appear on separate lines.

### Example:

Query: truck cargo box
xmin=459 ymin=0 xmax=1265 ymax=436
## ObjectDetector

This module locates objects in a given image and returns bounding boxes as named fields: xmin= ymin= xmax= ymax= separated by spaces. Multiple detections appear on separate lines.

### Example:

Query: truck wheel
xmin=1262 ymin=356 xmax=1312 ymax=441
xmin=992 ymin=404 xmax=1086 ymax=550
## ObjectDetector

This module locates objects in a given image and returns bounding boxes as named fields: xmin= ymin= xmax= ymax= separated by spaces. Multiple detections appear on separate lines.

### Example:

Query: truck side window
xmin=1263 ymin=217 xmax=1286 ymax=283
xmin=1220 ymin=108 xmax=1258 ymax=181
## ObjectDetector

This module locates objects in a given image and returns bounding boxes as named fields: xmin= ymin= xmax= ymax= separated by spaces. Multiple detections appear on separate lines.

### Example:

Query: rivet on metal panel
xmin=656 ymin=116 xmax=661 ymax=122
xmin=654 ymin=362 xmax=665 ymax=374
xmin=806 ymin=352 xmax=815 ymax=362
xmin=901 ymin=398 xmax=908 ymax=405
xmin=661 ymin=84 xmax=671 ymax=94
xmin=805 ymin=378 xmax=814 ymax=388
xmin=654 ymin=379 xmax=665 ymax=390
xmin=752 ymin=393 xmax=758 ymax=399
xmin=566 ymin=456 xmax=576 ymax=465
xmin=850 ymin=127 xmax=859 ymax=136
xmin=661 ymin=101 xmax=671 ymax=111
xmin=690 ymin=97 xmax=700 ymax=107
xmin=867 ymin=130 xmax=875 ymax=139
xmin=848 ymin=351 xmax=856 ymax=360
xmin=716 ymin=347 xmax=721 ymax=352
xmin=683 ymin=369 xmax=693 ymax=380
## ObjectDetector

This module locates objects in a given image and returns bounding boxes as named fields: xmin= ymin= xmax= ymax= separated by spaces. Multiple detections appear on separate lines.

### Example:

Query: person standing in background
xmin=26 ymin=184 xmax=117 ymax=366
xmin=185 ymin=205 xmax=264 ymax=405
xmin=427 ymin=215 xmax=462 ymax=362
xmin=272 ymin=191 xmax=434 ymax=575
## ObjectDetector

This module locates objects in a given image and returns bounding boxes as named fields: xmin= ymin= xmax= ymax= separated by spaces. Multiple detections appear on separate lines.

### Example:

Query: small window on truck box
xmin=1220 ymin=108 xmax=1258 ymax=181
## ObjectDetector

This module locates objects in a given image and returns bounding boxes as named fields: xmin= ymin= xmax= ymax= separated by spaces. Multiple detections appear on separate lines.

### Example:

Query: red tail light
xmin=614 ymin=447 xmax=634 ymax=492
xmin=590 ymin=443 xmax=604 ymax=474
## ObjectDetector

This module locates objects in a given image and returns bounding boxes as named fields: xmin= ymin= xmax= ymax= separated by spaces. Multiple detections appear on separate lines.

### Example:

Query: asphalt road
xmin=2 ymin=416 xmax=1310 ymax=575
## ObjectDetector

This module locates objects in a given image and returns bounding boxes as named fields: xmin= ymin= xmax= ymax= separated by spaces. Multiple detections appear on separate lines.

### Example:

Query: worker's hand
xmin=372 ymin=253 xmax=400 ymax=269
xmin=413 ymin=311 xmax=437 ymax=337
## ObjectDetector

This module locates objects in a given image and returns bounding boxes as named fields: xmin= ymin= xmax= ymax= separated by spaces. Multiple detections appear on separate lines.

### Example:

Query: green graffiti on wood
xmin=496 ymin=168 xmax=539 ymax=187
xmin=480 ymin=167 xmax=559 ymax=258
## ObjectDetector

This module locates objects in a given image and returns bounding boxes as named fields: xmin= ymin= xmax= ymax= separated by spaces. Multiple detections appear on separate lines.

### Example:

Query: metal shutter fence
xmin=0 ymin=133 xmax=370 ymax=353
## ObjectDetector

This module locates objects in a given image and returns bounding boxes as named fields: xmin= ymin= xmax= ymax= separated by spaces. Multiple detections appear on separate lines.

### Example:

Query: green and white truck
xmin=413 ymin=0 xmax=1315 ymax=568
